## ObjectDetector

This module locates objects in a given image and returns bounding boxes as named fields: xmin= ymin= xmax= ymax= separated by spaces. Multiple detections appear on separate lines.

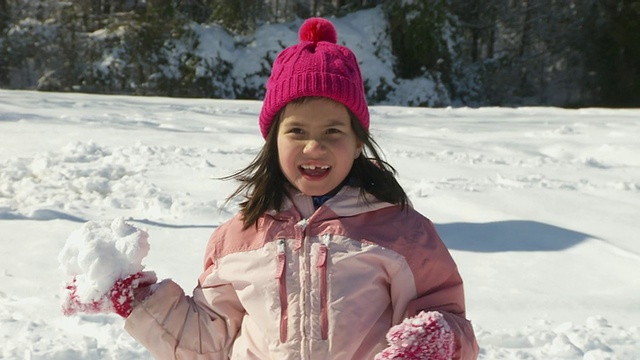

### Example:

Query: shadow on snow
xmin=0 ymin=209 xmax=218 ymax=229
xmin=435 ymin=220 xmax=595 ymax=252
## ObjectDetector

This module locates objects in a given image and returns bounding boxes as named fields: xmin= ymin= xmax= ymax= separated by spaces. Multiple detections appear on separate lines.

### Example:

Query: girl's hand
xmin=62 ymin=271 xmax=157 ymax=318
xmin=375 ymin=311 xmax=455 ymax=360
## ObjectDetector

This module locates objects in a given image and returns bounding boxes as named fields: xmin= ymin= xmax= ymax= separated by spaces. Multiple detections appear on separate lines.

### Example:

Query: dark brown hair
xmin=223 ymin=98 xmax=408 ymax=229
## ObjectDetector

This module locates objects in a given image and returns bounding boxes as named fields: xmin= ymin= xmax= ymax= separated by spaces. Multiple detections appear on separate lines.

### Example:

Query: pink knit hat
xmin=259 ymin=17 xmax=370 ymax=139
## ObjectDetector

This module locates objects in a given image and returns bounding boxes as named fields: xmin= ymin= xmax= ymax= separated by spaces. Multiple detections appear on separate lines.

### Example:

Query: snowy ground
xmin=1 ymin=89 xmax=639 ymax=359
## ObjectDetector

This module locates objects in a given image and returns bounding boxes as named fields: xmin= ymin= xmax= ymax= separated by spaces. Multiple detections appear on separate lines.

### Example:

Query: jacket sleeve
xmin=399 ymin=217 xmax=479 ymax=360
xmin=123 ymin=277 xmax=244 ymax=360
xmin=124 ymin=221 xmax=246 ymax=360
xmin=404 ymin=280 xmax=479 ymax=360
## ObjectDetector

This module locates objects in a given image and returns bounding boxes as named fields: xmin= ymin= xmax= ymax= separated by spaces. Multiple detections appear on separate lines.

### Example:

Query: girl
xmin=66 ymin=17 xmax=479 ymax=359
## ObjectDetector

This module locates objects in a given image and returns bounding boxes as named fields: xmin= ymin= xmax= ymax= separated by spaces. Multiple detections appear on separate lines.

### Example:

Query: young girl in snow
xmin=64 ymin=18 xmax=478 ymax=359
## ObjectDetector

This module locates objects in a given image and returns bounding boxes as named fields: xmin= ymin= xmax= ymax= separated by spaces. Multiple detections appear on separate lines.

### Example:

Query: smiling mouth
xmin=299 ymin=164 xmax=331 ymax=178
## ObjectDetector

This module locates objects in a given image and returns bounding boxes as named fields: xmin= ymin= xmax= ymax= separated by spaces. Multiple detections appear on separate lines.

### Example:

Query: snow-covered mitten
xmin=63 ymin=271 xmax=157 ymax=317
xmin=375 ymin=311 xmax=455 ymax=360
xmin=108 ymin=271 xmax=157 ymax=317
xmin=59 ymin=217 xmax=156 ymax=317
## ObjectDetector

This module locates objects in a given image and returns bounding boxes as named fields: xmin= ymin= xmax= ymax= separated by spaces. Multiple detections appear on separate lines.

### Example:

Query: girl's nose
xmin=303 ymin=139 xmax=326 ymax=154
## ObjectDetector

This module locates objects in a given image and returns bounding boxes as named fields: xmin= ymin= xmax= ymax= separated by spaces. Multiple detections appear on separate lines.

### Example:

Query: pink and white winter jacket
xmin=125 ymin=186 xmax=479 ymax=359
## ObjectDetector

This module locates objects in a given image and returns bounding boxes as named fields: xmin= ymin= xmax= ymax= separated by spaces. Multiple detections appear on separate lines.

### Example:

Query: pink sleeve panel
xmin=342 ymin=206 xmax=479 ymax=360
xmin=404 ymin=218 xmax=479 ymax=360
xmin=125 ymin=248 xmax=246 ymax=359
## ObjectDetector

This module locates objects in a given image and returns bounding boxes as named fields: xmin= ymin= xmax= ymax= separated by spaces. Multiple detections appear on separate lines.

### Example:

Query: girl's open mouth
xmin=299 ymin=164 xmax=331 ymax=179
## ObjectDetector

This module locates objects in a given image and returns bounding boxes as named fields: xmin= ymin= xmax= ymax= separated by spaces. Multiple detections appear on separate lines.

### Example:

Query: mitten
xmin=375 ymin=311 xmax=455 ymax=360
xmin=63 ymin=271 xmax=157 ymax=318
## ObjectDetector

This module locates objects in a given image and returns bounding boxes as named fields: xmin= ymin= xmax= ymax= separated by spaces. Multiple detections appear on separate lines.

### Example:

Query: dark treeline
xmin=0 ymin=0 xmax=638 ymax=107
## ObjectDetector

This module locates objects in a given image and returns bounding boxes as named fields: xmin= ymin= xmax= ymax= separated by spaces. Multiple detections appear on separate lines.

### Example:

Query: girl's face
xmin=277 ymin=98 xmax=362 ymax=197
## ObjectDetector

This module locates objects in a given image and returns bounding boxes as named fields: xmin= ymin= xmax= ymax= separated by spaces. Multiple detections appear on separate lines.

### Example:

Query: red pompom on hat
xmin=298 ymin=17 xmax=338 ymax=44
xmin=259 ymin=17 xmax=369 ymax=139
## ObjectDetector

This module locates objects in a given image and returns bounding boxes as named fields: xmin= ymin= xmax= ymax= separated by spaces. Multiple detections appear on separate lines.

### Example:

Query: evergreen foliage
xmin=592 ymin=0 xmax=640 ymax=106
xmin=0 ymin=0 xmax=638 ymax=107
xmin=385 ymin=0 xmax=449 ymax=79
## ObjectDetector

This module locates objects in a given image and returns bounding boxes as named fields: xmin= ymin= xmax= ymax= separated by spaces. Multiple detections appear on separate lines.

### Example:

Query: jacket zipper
xmin=276 ymin=239 xmax=288 ymax=342
xmin=316 ymin=235 xmax=330 ymax=340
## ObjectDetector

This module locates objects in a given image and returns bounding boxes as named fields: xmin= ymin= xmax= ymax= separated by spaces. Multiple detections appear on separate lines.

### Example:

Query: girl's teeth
xmin=301 ymin=165 xmax=329 ymax=170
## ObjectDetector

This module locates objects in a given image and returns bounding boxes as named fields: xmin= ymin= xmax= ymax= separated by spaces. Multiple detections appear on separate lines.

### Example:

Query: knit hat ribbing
xmin=259 ymin=17 xmax=370 ymax=139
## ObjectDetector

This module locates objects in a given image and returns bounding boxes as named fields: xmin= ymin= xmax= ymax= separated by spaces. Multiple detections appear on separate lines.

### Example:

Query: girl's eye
xmin=289 ymin=128 xmax=304 ymax=134
xmin=326 ymin=128 xmax=341 ymax=134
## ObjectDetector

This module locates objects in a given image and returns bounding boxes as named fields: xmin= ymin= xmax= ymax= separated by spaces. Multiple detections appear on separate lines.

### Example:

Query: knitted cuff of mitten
xmin=376 ymin=311 xmax=455 ymax=360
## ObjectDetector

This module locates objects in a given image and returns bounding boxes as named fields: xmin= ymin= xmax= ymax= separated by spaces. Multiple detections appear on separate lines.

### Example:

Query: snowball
xmin=57 ymin=217 xmax=150 ymax=303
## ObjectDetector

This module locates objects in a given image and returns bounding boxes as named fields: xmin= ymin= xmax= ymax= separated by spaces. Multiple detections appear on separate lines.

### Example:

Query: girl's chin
xmin=295 ymin=183 xmax=336 ymax=197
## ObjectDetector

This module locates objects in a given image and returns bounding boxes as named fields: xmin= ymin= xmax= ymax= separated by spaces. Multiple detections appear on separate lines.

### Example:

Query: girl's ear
xmin=354 ymin=141 xmax=363 ymax=159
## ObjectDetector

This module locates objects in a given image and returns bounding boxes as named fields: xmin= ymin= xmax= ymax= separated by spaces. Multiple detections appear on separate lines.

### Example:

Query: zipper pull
xmin=294 ymin=219 xmax=308 ymax=251
xmin=276 ymin=239 xmax=286 ymax=278
xmin=316 ymin=244 xmax=327 ymax=267
xmin=316 ymin=233 xmax=330 ymax=267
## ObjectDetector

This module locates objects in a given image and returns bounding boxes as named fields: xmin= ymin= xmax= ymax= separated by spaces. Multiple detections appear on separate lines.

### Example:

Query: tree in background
xmin=123 ymin=0 xmax=185 ymax=94
xmin=1 ymin=1 xmax=61 ymax=89
xmin=0 ymin=0 xmax=8 ymax=32
xmin=385 ymin=0 xmax=450 ymax=79
xmin=0 ymin=0 xmax=9 ymax=84
xmin=41 ymin=2 xmax=88 ymax=91
xmin=383 ymin=0 xmax=461 ymax=106
xmin=208 ymin=0 xmax=266 ymax=34
xmin=449 ymin=0 xmax=606 ymax=107
xmin=203 ymin=0 xmax=383 ymax=33
xmin=0 ymin=0 xmax=639 ymax=107
xmin=592 ymin=0 xmax=640 ymax=106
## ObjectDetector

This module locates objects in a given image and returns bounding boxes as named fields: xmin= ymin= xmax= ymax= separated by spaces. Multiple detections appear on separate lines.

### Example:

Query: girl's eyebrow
xmin=283 ymin=119 xmax=348 ymax=127
xmin=281 ymin=120 xmax=305 ymax=127
xmin=324 ymin=119 xmax=350 ymax=127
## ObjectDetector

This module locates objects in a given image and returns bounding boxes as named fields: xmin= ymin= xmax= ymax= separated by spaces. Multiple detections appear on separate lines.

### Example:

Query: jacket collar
xmin=269 ymin=186 xmax=396 ymax=221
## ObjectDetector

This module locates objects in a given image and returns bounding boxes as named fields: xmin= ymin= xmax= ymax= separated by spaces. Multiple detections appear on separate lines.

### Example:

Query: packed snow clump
xmin=58 ymin=217 xmax=151 ymax=306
